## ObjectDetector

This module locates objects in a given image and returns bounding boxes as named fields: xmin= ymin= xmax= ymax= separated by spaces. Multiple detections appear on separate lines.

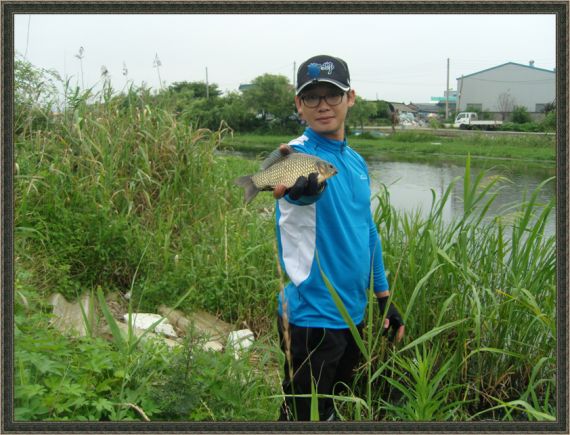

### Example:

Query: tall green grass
xmin=15 ymin=77 xmax=280 ymax=330
xmin=307 ymin=155 xmax=556 ymax=421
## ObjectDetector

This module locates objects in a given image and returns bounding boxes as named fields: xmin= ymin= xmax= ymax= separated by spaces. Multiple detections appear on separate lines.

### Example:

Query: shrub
xmin=541 ymin=111 xmax=556 ymax=131
xmin=511 ymin=106 xmax=532 ymax=124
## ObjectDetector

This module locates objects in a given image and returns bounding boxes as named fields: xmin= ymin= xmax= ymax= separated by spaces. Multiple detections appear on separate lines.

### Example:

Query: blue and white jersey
xmin=276 ymin=127 xmax=389 ymax=329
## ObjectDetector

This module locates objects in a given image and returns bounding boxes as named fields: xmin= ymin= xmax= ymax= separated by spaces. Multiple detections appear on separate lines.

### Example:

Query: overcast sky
xmin=14 ymin=14 xmax=556 ymax=103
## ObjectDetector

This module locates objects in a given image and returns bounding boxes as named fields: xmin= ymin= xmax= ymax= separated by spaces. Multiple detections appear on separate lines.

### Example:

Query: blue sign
xmin=431 ymin=96 xmax=457 ymax=102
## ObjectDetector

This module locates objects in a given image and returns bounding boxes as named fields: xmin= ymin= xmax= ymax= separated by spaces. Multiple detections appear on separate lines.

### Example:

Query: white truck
xmin=454 ymin=112 xmax=503 ymax=130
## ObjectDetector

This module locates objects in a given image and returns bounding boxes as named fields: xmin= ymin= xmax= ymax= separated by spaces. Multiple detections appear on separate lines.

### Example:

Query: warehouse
xmin=456 ymin=61 xmax=555 ymax=120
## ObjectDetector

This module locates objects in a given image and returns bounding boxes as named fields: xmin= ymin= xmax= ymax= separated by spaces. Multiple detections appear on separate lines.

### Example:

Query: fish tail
xmin=234 ymin=175 xmax=259 ymax=204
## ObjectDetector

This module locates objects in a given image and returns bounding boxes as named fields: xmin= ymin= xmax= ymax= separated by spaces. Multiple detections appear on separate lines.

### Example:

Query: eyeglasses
xmin=300 ymin=92 xmax=345 ymax=108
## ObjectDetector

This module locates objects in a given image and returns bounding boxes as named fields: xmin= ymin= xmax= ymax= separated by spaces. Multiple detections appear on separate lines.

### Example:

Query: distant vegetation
xmin=222 ymin=131 xmax=556 ymax=164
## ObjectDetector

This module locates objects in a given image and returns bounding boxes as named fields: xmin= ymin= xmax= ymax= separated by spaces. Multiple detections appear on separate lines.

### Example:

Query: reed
xmin=310 ymin=155 xmax=556 ymax=421
xmin=15 ymin=81 xmax=279 ymax=330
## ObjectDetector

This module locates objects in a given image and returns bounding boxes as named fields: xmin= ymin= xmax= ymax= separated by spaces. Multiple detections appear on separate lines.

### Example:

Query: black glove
xmin=288 ymin=173 xmax=325 ymax=200
xmin=377 ymin=295 xmax=404 ymax=341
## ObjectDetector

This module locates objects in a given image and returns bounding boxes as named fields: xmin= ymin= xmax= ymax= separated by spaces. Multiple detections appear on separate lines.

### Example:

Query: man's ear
xmin=295 ymin=95 xmax=304 ymax=119
xmin=346 ymin=89 xmax=356 ymax=108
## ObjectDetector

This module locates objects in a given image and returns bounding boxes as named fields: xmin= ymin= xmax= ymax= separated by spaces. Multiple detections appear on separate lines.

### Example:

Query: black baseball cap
xmin=296 ymin=55 xmax=351 ymax=95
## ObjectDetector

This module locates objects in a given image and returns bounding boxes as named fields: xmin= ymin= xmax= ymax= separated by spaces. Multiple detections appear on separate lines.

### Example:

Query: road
xmin=363 ymin=126 xmax=555 ymax=138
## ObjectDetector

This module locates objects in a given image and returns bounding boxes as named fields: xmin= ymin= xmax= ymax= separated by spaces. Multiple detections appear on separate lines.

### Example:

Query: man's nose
xmin=316 ymin=97 xmax=331 ymax=109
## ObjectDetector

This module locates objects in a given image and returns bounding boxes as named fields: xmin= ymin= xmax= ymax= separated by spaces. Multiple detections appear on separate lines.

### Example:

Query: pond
xmin=367 ymin=155 xmax=556 ymax=238
xmin=226 ymin=150 xmax=556 ymax=238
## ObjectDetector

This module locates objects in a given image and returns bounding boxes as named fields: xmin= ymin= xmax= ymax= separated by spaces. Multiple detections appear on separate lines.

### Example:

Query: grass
xmin=13 ymin=67 xmax=556 ymax=421
xmin=221 ymin=131 xmax=556 ymax=164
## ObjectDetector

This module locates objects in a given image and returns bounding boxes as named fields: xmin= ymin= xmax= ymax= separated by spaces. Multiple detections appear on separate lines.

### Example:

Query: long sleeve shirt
xmin=276 ymin=127 xmax=389 ymax=329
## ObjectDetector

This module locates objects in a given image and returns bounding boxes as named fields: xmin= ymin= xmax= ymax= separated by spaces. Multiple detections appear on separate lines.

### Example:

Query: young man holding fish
xmin=272 ymin=55 xmax=406 ymax=421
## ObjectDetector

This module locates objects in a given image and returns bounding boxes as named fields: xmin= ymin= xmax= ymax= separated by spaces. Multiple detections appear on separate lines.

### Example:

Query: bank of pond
xmin=222 ymin=131 xmax=556 ymax=164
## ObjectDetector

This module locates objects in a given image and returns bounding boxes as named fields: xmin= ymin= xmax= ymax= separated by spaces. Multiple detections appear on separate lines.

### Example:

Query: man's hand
xmin=273 ymin=144 xmax=324 ymax=200
xmin=377 ymin=295 xmax=405 ymax=343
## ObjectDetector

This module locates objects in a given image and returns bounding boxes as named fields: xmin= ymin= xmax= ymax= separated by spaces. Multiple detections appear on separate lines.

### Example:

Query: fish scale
xmin=252 ymin=154 xmax=322 ymax=189
xmin=234 ymin=151 xmax=338 ymax=204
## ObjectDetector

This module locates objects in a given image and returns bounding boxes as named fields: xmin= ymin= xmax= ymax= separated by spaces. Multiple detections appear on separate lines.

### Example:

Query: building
xmin=456 ymin=61 xmax=555 ymax=120
xmin=410 ymin=103 xmax=442 ymax=119
xmin=388 ymin=102 xmax=417 ymax=115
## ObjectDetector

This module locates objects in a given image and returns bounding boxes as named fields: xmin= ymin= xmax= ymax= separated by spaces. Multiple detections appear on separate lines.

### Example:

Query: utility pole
xmin=445 ymin=58 xmax=450 ymax=120
xmin=293 ymin=61 xmax=296 ymax=86
xmin=206 ymin=67 xmax=209 ymax=99
xmin=24 ymin=15 xmax=31 ymax=59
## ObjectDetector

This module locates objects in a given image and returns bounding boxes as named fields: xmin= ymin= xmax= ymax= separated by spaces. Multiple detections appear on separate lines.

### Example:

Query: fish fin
xmin=260 ymin=147 xmax=298 ymax=170
xmin=234 ymin=175 xmax=259 ymax=204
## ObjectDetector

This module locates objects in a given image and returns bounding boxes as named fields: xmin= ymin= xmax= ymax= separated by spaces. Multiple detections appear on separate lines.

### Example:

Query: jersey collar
xmin=305 ymin=128 xmax=347 ymax=153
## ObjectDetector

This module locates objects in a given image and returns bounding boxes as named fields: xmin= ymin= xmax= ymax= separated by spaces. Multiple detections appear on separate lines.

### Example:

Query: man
xmin=390 ymin=104 xmax=400 ymax=133
xmin=273 ymin=55 xmax=405 ymax=421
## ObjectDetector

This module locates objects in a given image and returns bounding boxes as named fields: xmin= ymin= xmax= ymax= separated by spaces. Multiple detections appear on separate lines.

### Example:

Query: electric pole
xmin=206 ymin=67 xmax=209 ymax=99
xmin=293 ymin=61 xmax=296 ymax=86
xmin=445 ymin=58 xmax=450 ymax=120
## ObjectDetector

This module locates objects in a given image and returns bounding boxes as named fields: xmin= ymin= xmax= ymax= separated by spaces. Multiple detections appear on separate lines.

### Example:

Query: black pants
xmin=277 ymin=316 xmax=363 ymax=421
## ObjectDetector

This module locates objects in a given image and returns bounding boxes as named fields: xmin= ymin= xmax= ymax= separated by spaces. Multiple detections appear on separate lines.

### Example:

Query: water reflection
xmin=368 ymin=157 xmax=556 ymax=237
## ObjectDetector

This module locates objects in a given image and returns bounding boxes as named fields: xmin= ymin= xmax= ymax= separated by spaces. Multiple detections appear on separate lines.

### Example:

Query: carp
xmin=234 ymin=149 xmax=338 ymax=204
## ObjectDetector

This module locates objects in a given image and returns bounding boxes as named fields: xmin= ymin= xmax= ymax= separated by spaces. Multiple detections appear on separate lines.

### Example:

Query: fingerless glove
xmin=377 ymin=295 xmax=404 ymax=341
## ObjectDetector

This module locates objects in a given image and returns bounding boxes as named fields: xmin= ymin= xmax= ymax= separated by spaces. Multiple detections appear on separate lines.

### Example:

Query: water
xmin=367 ymin=156 xmax=556 ymax=237
xmin=226 ymin=150 xmax=557 ymax=238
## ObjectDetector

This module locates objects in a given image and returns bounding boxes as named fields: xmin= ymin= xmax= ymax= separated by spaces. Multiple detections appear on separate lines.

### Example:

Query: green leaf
xmin=94 ymin=397 xmax=115 ymax=413
xmin=403 ymin=264 xmax=444 ymax=322
xmin=96 ymin=286 xmax=126 ymax=349
xmin=400 ymin=318 xmax=468 ymax=353
xmin=464 ymin=347 xmax=524 ymax=363
xmin=310 ymin=379 xmax=319 ymax=421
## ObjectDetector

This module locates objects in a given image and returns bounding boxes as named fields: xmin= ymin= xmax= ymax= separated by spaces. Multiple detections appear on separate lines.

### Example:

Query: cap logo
xmin=307 ymin=61 xmax=335 ymax=78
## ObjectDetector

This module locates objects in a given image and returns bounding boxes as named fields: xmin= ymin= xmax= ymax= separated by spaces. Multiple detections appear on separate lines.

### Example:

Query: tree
xmin=496 ymin=92 xmax=515 ymax=121
xmin=347 ymin=96 xmax=377 ymax=130
xmin=542 ymin=100 xmax=556 ymax=114
xmin=373 ymin=100 xmax=391 ymax=120
xmin=511 ymin=105 xmax=531 ymax=124
xmin=167 ymin=81 xmax=222 ymax=99
xmin=152 ymin=81 xmax=226 ymax=129
xmin=218 ymin=92 xmax=262 ymax=132
xmin=241 ymin=74 xmax=296 ymax=125
xmin=14 ymin=56 xmax=62 ymax=134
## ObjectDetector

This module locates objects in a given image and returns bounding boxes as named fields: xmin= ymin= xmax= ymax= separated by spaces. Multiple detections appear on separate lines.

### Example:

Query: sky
xmin=14 ymin=13 xmax=556 ymax=103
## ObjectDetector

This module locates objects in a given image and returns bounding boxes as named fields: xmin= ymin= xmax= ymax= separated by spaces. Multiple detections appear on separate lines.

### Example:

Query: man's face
xmin=295 ymin=83 xmax=356 ymax=141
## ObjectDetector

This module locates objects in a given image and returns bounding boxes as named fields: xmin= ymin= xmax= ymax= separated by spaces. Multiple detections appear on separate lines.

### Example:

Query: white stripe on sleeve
xmin=278 ymin=199 xmax=316 ymax=286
